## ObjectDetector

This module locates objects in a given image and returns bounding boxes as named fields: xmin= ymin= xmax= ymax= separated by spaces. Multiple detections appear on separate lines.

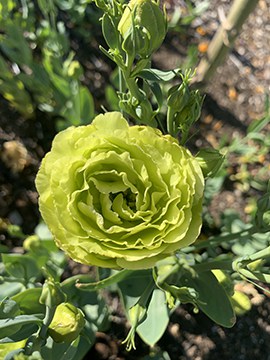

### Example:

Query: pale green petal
xmin=92 ymin=111 xmax=129 ymax=133
xmin=36 ymin=111 xmax=205 ymax=270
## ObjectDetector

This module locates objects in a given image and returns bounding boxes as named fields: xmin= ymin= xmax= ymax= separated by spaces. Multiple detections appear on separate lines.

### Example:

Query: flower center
xmin=110 ymin=189 xmax=137 ymax=212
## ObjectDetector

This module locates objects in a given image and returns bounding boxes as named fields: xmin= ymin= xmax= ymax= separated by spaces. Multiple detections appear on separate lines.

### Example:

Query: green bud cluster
xmin=166 ymin=71 xmax=204 ymax=139
xmin=97 ymin=0 xmax=168 ymax=126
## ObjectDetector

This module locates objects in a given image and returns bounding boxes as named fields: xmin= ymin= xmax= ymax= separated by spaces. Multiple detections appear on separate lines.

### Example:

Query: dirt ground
xmin=1 ymin=0 xmax=270 ymax=359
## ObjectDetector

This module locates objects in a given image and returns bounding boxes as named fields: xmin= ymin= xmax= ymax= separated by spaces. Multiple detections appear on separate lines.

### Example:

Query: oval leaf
xmin=137 ymin=289 xmax=169 ymax=346
xmin=182 ymin=271 xmax=236 ymax=328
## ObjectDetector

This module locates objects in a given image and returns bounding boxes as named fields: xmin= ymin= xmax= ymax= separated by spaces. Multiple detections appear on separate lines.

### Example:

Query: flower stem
xmin=193 ymin=0 xmax=259 ymax=86
xmin=184 ymin=226 xmax=255 ymax=253
xmin=24 ymin=305 xmax=56 ymax=355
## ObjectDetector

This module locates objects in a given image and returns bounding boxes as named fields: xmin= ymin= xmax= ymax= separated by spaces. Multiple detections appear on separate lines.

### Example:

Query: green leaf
xmin=102 ymin=13 xmax=119 ymax=50
xmin=120 ymin=274 xmax=155 ymax=350
xmin=2 ymin=254 xmax=41 ymax=282
xmin=117 ymin=270 xmax=153 ymax=309
xmin=3 ymin=348 xmax=25 ymax=360
xmin=0 ymin=23 xmax=33 ymax=66
xmin=231 ymin=232 xmax=270 ymax=256
xmin=0 ymin=323 xmax=39 ymax=343
xmin=148 ymin=81 xmax=163 ymax=111
xmin=12 ymin=288 xmax=45 ymax=315
xmin=248 ymin=115 xmax=270 ymax=134
xmin=181 ymin=271 xmax=236 ymax=327
xmin=40 ymin=331 xmax=92 ymax=360
xmin=105 ymin=85 xmax=119 ymax=111
xmin=37 ymin=0 xmax=57 ymax=18
xmin=0 ymin=245 xmax=8 ymax=253
xmin=58 ymin=336 xmax=80 ymax=360
xmin=79 ymin=86 xmax=95 ymax=124
xmin=0 ymin=299 xmax=19 ymax=319
xmin=137 ymin=69 xmax=179 ymax=82
xmin=137 ymin=289 xmax=169 ymax=346
xmin=35 ymin=223 xmax=53 ymax=242
xmin=0 ymin=315 xmax=43 ymax=339
xmin=43 ymin=54 xmax=70 ymax=99
xmin=0 ymin=283 xmax=25 ymax=301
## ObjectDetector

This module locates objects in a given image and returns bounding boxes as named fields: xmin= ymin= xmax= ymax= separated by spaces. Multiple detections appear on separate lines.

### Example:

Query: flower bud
xmin=196 ymin=148 xmax=225 ymax=178
xmin=167 ymin=82 xmax=190 ymax=113
xmin=176 ymin=90 xmax=203 ymax=128
xmin=118 ymin=0 xmax=167 ymax=59
xmin=48 ymin=303 xmax=85 ymax=343
xmin=39 ymin=279 xmax=66 ymax=308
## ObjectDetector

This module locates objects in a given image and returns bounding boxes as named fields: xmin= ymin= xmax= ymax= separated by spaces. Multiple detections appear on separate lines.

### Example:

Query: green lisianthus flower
xmin=36 ymin=112 xmax=204 ymax=269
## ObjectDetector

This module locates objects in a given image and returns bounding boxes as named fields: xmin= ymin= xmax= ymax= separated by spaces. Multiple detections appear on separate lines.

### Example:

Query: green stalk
xmin=119 ymin=67 xmax=123 ymax=94
xmin=184 ymin=226 xmax=255 ymax=253
xmin=122 ymin=71 xmax=144 ymax=102
xmin=243 ymin=245 xmax=270 ymax=263
xmin=166 ymin=106 xmax=177 ymax=137
xmin=24 ymin=305 xmax=56 ymax=355
xmin=193 ymin=259 xmax=233 ymax=272
xmin=76 ymin=269 xmax=134 ymax=291
xmin=38 ymin=305 xmax=56 ymax=340
xmin=193 ymin=0 xmax=259 ymax=86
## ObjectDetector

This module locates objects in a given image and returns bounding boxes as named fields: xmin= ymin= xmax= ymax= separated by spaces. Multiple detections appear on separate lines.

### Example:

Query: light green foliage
xmin=0 ymin=0 xmax=95 ymax=126
xmin=168 ymin=0 xmax=209 ymax=29
xmin=153 ymin=256 xmax=235 ymax=328
xmin=36 ymin=112 xmax=204 ymax=269
xmin=0 ymin=224 xmax=109 ymax=360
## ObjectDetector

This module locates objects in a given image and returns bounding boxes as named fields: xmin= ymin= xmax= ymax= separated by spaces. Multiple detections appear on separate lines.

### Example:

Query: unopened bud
xmin=118 ymin=0 xmax=167 ymax=59
xmin=48 ymin=303 xmax=85 ymax=343
xmin=167 ymin=82 xmax=190 ymax=113
xmin=39 ymin=279 xmax=66 ymax=308
xmin=176 ymin=90 xmax=203 ymax=127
